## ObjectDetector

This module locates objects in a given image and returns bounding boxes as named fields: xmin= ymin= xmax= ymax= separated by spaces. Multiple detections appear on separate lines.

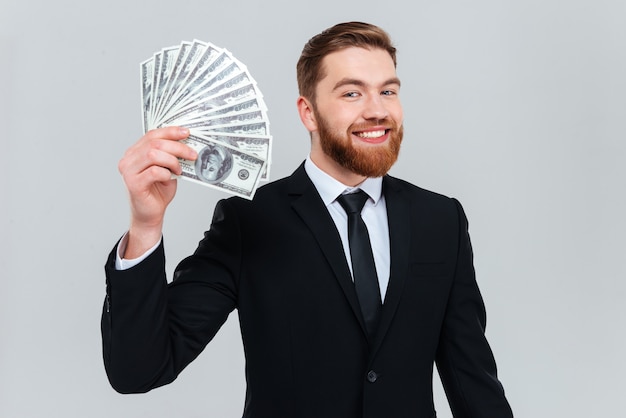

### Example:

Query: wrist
xmin=125 ymin=222 xmax=163 ymax=259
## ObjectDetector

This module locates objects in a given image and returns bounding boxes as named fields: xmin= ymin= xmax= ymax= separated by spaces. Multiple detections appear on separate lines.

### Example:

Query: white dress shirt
xmin=304 ymin=157 xmax=390 ymax=301
xmin=116 ymin=157 xmax=391 ymax=300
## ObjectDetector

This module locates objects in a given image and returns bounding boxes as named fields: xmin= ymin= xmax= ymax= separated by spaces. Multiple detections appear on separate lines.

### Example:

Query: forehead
xmin=319 ymin=47 xmax=398 ymax=86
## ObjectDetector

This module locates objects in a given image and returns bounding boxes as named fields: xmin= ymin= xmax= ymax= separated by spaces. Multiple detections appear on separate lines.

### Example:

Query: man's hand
xmin=118 ymin=126 xmax=197 ymax=258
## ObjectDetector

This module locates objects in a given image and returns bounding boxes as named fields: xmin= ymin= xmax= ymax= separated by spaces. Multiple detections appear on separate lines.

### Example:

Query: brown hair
xmin=296 ymin=22 xmax=397 ymax=101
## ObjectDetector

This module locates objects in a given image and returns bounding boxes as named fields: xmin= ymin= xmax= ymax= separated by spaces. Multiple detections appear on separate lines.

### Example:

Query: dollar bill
xmin=193 ymin=132 xmax=271 ymax=158
xmin=147 ymin=51 xmax=162 ymax=129
xmin=189 ymin=120 xmax=269 ymax=136
xmin=192 ymin=131 xmax=272 ymax=181
xmin=178 ymin=97 xmax=267 ymax=125
xmin=177 ymin=135 xmax=266 ymax=199
xmin=140 ymin=57 xmax=154 ymax=133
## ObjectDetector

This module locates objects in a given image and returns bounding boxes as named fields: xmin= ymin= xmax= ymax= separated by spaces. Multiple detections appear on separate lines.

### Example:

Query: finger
xmin=126 ymin=137 xmax=196 ymax=169
xmin=144 ymin=126 xmax=190 ymax=142
xmin=135 ymin=164 xmax=178 ymax=188
xmin=142 ymin=147 xmax=185 ymax=176
xmin=125 ymin=160 xmax=178 ymax=196
xmin=121 ymin=146 xmax=183 ymax=181
xmin=149 ymin=136 xmax=197 ymax=162
xmin=140 ymin=127 xmax=197 ymax=161
xmin=120 ymin=135 xmax=196 ymax=177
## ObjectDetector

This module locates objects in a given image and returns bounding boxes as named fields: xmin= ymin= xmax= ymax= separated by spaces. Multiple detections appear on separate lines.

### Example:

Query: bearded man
xmin=103 ymin=21 xmax=513 ymax=418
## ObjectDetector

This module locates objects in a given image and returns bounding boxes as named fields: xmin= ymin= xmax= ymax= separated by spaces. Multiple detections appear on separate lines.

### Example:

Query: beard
xmin=316 ymin=112 xmax=403 ymax=178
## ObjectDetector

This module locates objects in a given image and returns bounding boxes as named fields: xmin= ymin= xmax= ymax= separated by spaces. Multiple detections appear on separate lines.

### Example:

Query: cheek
xmin=389 ymin=103 xmax=403 ymax=124
xmin=334 ymin=112 xmax=360 ymax=132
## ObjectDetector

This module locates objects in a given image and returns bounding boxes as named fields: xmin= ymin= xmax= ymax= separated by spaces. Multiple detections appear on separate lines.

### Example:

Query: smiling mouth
xmin=353 ymin=129 xmax=390 ymax=144
xmin=356 ymin=129 xmax=387 ymax=139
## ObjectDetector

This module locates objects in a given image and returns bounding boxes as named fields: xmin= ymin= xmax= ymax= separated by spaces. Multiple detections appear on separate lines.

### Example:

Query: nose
xmin=362 ymin=94 xmax=389 ymax=121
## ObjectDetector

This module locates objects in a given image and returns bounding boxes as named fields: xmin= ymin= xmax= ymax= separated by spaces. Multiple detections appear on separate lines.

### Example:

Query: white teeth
xmin=356 ymin=130 xmax=386 ymax=139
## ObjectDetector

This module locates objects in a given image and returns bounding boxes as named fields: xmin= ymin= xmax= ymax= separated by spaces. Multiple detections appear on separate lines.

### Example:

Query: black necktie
xmin=336 ymin=190 xmax=382 ymax=339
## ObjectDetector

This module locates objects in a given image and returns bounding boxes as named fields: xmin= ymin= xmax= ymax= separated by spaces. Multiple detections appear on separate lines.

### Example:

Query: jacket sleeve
xmin=101 ymin=199 xmax=240 ymax=394
xmin=435 ymin=198 xmax=514 ymax=417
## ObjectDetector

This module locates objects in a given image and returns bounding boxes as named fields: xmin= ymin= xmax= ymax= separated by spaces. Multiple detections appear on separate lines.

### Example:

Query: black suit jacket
xmin=102 ymin=163 xmax=513 ymax=418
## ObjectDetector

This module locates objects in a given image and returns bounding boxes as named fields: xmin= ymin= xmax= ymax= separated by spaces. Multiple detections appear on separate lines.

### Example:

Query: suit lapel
xmin=287 ymin=164 xmax=368 ymax=336
xmin=371 ymin=176 xmax=412 ymax=354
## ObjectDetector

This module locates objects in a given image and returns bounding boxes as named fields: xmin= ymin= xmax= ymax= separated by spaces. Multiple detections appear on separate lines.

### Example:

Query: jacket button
xmin=367 ymin=370 xmax=378 ymax=383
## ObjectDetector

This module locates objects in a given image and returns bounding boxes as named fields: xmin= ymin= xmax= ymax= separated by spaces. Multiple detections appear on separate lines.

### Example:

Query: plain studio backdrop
xmin=1 ymin=0 xmax=624 ymax=417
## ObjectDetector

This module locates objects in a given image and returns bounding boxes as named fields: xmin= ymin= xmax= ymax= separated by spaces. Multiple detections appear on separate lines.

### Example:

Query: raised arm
xmin=117 ymin=126 xmax=196 ymax=258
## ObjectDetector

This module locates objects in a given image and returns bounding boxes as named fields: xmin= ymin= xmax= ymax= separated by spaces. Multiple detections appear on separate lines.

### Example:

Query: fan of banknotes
xmin=140 ymin=40 xmax=272 ymax=199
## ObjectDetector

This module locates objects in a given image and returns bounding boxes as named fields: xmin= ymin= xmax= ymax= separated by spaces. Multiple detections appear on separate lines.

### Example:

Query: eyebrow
xmin=332 ymin=77 xmax=401 ymax=91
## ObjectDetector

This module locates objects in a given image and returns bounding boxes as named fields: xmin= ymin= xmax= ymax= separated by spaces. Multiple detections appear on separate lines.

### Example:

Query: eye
xmin=381 ymin=89 xmax=397 ymax=96
xmin=343 ymin=91 xmax=360 ymax=98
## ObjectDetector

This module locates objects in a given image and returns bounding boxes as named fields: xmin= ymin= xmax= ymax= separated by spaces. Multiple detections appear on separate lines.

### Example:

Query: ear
xmin=297 ymin=96 xmax=318 ymax=132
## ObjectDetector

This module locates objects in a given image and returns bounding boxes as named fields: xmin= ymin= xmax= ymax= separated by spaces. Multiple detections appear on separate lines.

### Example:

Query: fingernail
xmin=179 ymin=127 xmax=189 ymax=136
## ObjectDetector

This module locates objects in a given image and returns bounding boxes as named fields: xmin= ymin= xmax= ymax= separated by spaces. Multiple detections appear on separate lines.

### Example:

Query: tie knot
xmin=336 ymin=190 xmax=369 ymax=215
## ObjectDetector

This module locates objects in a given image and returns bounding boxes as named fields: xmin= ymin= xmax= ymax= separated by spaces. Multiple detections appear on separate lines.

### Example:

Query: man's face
xmin=311 ymin=47 xmax=404 ymax=178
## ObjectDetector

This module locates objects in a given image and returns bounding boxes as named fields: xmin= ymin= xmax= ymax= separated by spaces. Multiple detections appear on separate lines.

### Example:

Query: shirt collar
xmin=304 ymin=156 xmax=383 ymax=207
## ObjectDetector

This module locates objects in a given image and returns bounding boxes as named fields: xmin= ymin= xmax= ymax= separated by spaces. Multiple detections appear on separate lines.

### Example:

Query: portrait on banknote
xmin=195 ymin=144 xmax=233 ymax=184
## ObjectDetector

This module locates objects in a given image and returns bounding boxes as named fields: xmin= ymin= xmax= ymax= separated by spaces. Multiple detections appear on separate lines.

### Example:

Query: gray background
xmin=1 ymin=0 xmax=624 ymax=417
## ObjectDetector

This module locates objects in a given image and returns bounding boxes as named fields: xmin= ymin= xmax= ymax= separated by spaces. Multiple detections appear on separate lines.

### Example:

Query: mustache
xmin=349 ymin=119 xmax=399 ymax=131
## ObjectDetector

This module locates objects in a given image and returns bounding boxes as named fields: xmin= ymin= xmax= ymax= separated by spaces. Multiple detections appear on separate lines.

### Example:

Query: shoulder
xmin=384 ymin=174 xmax=456 ymax=204
xmin=383 ymin=174 xmax=467 ymax=223
xmin=221 ymin=162 xmax=312 ymax=210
